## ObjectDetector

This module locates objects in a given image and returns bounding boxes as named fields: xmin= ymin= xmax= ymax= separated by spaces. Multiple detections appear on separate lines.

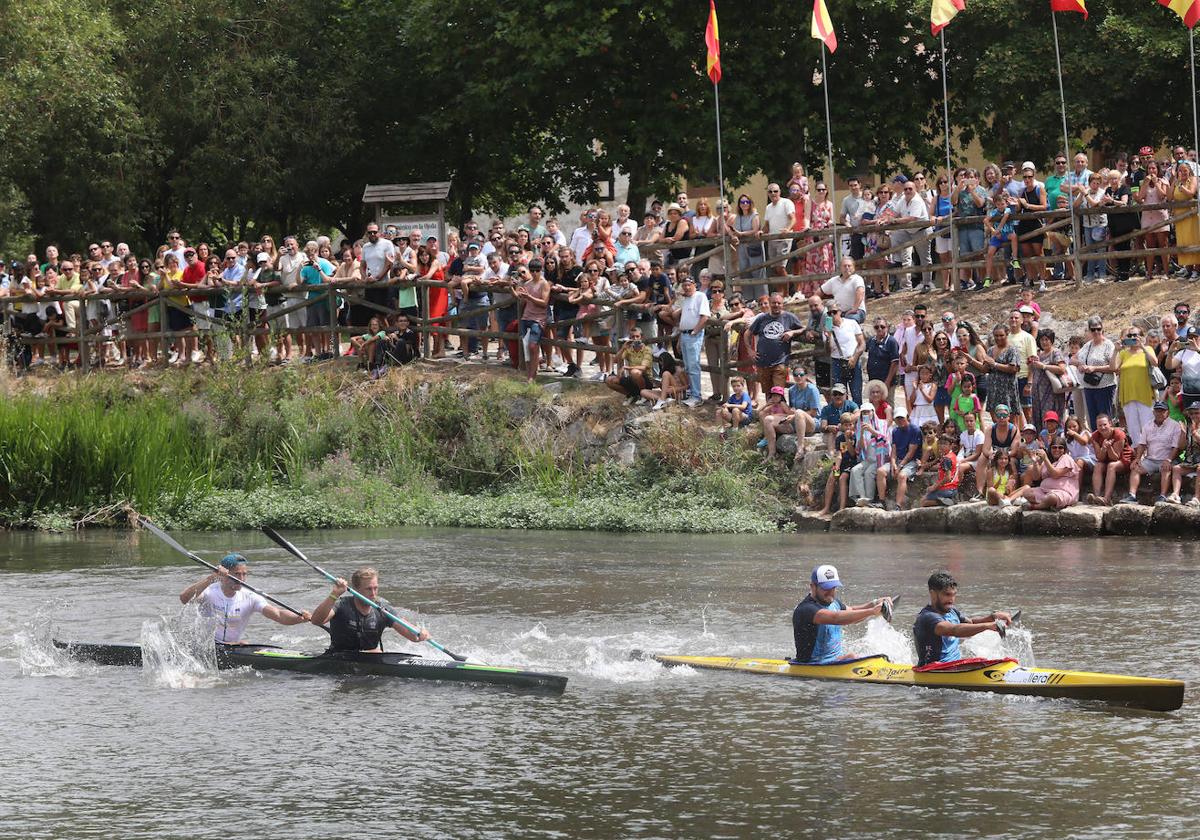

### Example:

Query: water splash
xmin=138 ymin=606 xmax=227 ymax=690
xmin=853 ymin=616 xmax=917 ymax=663
xmin=11 ymin=601 xmax=95 ymax=677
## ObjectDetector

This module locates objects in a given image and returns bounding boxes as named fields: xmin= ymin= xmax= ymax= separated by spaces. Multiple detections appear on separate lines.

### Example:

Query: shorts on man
xmin=757 ymin=364 xmax=788 ymax=391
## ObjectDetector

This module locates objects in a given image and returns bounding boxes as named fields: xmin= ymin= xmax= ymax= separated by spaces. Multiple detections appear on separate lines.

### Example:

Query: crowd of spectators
xmin=5 ymin=150 xmax=1200 ymax=513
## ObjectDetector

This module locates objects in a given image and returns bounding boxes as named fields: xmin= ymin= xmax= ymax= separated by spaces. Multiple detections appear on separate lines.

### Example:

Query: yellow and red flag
xmin=1160 ymin=0 xmax=1200 ymax=28
xmin=812 ymin=0 xmax=837 ymax=53
xmin=705 ymin=0 xmax=721 ymax=83
xmin=1050 ymin=0 xmax=1088 ymax=18
xmin=931 ymin=0 xmax=965 ymax=35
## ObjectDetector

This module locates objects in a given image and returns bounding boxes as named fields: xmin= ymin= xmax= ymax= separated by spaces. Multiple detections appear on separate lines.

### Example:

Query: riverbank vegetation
xmin=0 ymin=366 xmax=793 ymax=532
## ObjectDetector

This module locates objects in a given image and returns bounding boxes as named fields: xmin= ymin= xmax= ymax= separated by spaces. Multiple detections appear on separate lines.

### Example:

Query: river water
xmin=1 ymin=528 xmax=1196 ymax=839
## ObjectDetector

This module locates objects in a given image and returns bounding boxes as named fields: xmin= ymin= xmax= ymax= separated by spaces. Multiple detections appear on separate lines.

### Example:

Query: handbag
xmin=1083 ymin=371 xmax=1104 ymax=387
xmin=1137 ymin=345 xmax=1166 ymax=391
xmin=1149 ymin=363 xmax=1168 ymax=391
xmin=1045 ymin=369 xmax=1066 ymax=394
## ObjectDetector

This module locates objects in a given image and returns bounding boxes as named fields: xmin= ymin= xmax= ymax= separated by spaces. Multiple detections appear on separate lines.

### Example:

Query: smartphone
xmin=1122 ymin=337 xmax=1137 ymax=347
xmin=824 ymin=314 xmax=834 ymax=331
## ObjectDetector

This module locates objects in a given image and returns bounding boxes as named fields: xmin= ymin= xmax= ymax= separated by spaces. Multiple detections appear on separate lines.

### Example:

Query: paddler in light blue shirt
xmin=791 ymin=564 xmax=894 ymax=664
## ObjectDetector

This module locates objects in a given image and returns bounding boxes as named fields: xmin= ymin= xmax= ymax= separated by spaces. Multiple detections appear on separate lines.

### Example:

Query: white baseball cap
xmin=811 ymin=564 xmax=842 ymax=590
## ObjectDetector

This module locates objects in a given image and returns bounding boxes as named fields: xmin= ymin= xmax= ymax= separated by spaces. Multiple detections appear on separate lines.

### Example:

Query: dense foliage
xmin=2 ymin=0 xmax=1195 ymax=253
xmin=0 ymin=368 xmax=790 ymax=533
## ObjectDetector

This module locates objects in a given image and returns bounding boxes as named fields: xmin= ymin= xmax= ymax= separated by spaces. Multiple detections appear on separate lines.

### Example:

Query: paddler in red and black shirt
xmin=309 ymin=566 xmax=430 ymax=652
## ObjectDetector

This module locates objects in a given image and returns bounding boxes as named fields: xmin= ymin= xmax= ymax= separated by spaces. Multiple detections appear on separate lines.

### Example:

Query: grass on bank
xmin=0 ymin=366 xmax=793 ymax=533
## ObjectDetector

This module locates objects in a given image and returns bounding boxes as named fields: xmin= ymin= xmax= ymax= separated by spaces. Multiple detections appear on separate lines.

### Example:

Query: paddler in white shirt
xmin=179 ymin=553 xmax=311 ymax=644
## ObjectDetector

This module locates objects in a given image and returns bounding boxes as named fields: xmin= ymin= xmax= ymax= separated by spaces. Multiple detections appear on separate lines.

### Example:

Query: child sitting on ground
xmin=916 ymin=421 xmax=941 ymax=477
xmin=818 ymin=412 xmax=859 ymax=515
xmin=718 ymin=376 xmax=754 ymax=438
xmin=921 ymin=434 xmax=960 ymax=507
xmin=984 ymin=449 xmax=1018 ymax=505
xmin=644 ymin=346 xmax=684 ymax=410
xmin=955 ymin=411 xmax=987 ymax=498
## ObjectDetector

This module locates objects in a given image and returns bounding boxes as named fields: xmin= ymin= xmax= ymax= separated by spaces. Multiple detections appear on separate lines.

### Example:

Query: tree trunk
xmin=624 ymin=161 xmax=653 ymax=217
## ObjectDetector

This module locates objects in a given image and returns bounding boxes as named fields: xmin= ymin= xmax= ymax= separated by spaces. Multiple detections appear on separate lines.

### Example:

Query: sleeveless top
xmin=1017 ymin=185 xmax=1042 ymax=230
xmin=991 ymin=423 xmax=1018 ymax=452
xmin=328 ymin=596 xmax=396 ymax=651
xmin=663 ymin=219 xmax=692 ymax=260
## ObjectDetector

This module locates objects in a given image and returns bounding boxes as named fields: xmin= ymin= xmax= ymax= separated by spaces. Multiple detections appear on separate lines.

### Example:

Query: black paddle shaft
xmin=138 ymin=516 xmax=327 ymax=632
xmin=260 ymin=526 xmax=467 ymax=662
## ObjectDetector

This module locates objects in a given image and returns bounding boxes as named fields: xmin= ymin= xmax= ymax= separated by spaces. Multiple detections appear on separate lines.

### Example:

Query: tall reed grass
xmin=0 ymin=393 xmax=218 ymax=511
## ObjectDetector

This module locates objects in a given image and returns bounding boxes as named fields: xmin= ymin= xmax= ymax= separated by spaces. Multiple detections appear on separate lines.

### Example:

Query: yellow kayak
xmin=650 ymin=654 xmax=1185 ymax=712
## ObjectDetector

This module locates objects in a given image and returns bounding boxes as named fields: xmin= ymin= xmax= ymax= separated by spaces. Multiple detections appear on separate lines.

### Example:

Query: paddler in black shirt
xmin=309 ymin=566 xmax=430 ymax=652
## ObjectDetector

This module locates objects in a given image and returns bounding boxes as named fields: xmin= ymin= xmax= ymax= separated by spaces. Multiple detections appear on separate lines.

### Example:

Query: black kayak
xmin=53 ymin=640 xmax=568 ymax=694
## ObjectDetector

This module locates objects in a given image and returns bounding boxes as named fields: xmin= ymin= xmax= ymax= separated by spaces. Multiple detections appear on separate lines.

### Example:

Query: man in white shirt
xmin=165 ymin=229 xmax=187 ymax=269
xmin=762 ymin=183 xmax=796 ymax=283
xmin=840 ymin=177 xmax=867 ymax=260
xmin=890 ymin=177 xmax=933 ymax=293
xmin=178 ymin=553 xmax=311 ymax=644
xmin=360 ymin=223 xmax=396 ymax=319
xmin=819 ymin=256 xmax=866 ymax=323
xmin=827 ymin=303 xmax=864 ymax=404
xmin=613 ymin=204 xmax=638 ymax=237
xmin=675 ymin=276 xmax=711 ymax=407
xmin=570 ymin=210 xmax=596 ymax=263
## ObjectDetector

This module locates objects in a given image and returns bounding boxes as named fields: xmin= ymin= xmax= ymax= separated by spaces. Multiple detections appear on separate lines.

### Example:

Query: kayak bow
xmin=649 ymin=653 xmax=1184 ymax=712
xmin=54 ymin=641 xmax=567 ymax=694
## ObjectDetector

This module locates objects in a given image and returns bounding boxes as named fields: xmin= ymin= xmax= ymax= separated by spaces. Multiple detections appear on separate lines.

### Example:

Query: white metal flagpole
xmin=1191 ymin=28 xmax=1200 ymax=242
xmin=940 ymin=30 xmax=958 ymax=288
xmin=713 ymin=77 xmax=725 ymax=219
xmin=1051 ymin=11 xmax=1082 ymax=287
xmin=821 ymin=43 xmax=840 ymax=263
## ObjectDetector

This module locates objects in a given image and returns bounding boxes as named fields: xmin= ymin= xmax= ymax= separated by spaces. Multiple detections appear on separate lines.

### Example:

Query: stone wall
xmin=793 ymin=501 xmax=1200 ymax=536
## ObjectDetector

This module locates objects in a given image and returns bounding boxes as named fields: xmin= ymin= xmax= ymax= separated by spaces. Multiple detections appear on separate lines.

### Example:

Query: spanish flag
xmin=1160 ymin=0 xmax=1200 ymax=28
xmin=931 ymin=0 xmax=965 ymax=35
xmin=812 ymin=0 xmax=837 ymax=53
xmin=1050 ymin=0 xmax=1088 ymax=18
xmin=705 ymin=0 xmax=721 ymax=83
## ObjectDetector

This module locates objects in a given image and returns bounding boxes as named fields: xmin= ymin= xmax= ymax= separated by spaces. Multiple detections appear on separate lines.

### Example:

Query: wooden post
xmin=158 ymin=295 xmax=169 ymax=363
xmin=242 ymin=293 xmax=253 ymax=367
xmin=79 ymin=312 xmax=91 ymax=374
xmin=327 ymin=286 xmax=339 ymax=357
xmin=421 ymin=285 xmax=431 ymax=357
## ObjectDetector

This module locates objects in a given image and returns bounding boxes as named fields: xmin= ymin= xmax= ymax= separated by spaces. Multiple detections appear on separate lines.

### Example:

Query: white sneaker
xmin=682 ymin=397 xmax=702 ymax=408
xmin=652 ymin=399 xmax=667 ymax=411
xmin=1038 ymin=281 xmax=1047 ymax=292
xmin=999 ymin=498 xmax=1012 ymax=507
xmin=593 ymin=371 xmax=606 ymax=381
